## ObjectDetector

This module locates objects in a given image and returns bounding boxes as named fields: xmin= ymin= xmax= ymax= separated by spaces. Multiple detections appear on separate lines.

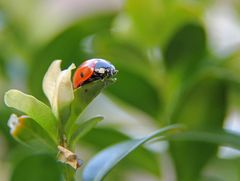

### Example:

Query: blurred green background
xmin=1 ymin=0 xmax=240 ymax=180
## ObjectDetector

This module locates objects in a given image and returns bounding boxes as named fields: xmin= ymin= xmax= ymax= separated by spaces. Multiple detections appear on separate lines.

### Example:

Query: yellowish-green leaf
xmin=43 ymin=60 xmax=76 ymax=119
xmin=43 ymin=60 xmax=62 ymax=106
xmin=8 ymin=114 xmax=57 ymax=152
xmin=65 ymin=78 xmax=116 ymax=138
xmin=69 ymin=116 xmax=104 ymax=148
xmin=4 ymin=89 xmax=58 ymax=142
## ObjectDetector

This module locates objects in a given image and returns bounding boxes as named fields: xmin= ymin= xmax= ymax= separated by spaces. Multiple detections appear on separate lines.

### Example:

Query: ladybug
xmin=73 ymin=58 xmax=117 ymax=89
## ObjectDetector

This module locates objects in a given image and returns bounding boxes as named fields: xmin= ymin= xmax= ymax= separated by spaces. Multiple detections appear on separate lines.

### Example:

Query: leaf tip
xmin=4 ymin=89 xmax=18 ymax=107
xmin=7 ymin=114 xmax=28 ymax=137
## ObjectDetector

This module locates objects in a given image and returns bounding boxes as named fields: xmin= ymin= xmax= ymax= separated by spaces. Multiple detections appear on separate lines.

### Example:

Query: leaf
xmin=161 ymin=22 xmax=222 ymax=181
xmin=42 ymin=60 xmax=61 ymax=105
xmin=163 ymin=23 xmax=206 ymax=70
xmin=65 ymin=78 xmax=116 ymax=137
xmin=4 ymin=89 xmax=58 ymax=142
xmin=82 ymin=124 xmax=183 ymax=181
xmin=82 ymin=128 xmax=161 ymax=177
xmin=10 ymin=154 xmax=62 ymax=181
xmin=169 ymin=130 xmax=240 ymax=181
xmin=69 ymin=115 xmax=104 ymax=148
xmin=7 ymin=114 xmax=56 ymax=152
xmin=169 ymin=79 xmax=227 ymax=181
xmin=43 ymin=60 xmax=76 ymax=119
xmin=170 ymin=130 xmax=240 ymax=150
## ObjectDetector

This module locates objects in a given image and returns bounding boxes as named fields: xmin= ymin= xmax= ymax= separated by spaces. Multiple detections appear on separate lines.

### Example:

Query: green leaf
xmin=10 ymin=154 xmax=62 ymax=181
xmin=170 ymin=130 xmax=240 ymax=181
xmin=65 ymin=78 xmax=116 ymax=137
xmin=42 ymin=60 xmax=76 ymax=120
xmin=171 ymin=130 xmax=240 ymax=150
xmin=82 ymin=128 xmax=161 ymax=177
xmin=169 ymin=79 xmax=227 ymax=181
xmin=4 ymin=89 xmax=58 ymax=142
xmin=8 ymin=114 xmax=57 ymax=152
xmin=164 ymin=23 xmax=206 ymax=70
xmin=82 ymin=124 xmax=183 ymax=181
xmin=161 ymin=23 xmax=223 ymax=181
xmin=69 ymin=115 xmax=104 ymax=148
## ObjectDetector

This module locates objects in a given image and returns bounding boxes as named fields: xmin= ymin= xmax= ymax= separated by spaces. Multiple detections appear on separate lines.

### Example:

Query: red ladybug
xmin=73 ymin=58 xmax=117 ymax=89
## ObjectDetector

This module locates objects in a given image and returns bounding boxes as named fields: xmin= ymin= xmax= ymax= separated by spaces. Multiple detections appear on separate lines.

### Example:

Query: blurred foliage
xmin=1 ymin=0 xmax=240 ymax=181
xmin=82 ymin=127 xmax=160 ymax=177
xmin=11 ymin=154 xmax=62 ymax=181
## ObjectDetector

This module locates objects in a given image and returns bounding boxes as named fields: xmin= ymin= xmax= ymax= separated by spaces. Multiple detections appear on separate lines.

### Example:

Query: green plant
xmin=2 ymin=0 xmax=240 ymax=181
xmin=4 ymin=60 xmax=183 ymax=180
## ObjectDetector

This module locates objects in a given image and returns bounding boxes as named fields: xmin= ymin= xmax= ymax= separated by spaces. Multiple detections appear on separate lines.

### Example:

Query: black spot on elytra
xmin=84 ymin=89 xmax=88 ymax=93
xmin=80 ymin=72 xmax=84 ymax=78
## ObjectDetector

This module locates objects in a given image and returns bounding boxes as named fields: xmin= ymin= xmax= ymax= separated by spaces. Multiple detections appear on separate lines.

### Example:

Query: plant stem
xmin=63 ymin=165 xmax=75 ymax=181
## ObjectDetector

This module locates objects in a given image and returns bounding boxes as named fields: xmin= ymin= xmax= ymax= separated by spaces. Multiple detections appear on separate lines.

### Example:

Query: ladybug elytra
xmin=73 ymin=58 xmax=117 ymax=89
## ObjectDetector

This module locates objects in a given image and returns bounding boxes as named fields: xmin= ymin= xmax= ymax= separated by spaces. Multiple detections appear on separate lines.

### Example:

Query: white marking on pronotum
xmin=95 ymin=68 xmax=106 ymax=74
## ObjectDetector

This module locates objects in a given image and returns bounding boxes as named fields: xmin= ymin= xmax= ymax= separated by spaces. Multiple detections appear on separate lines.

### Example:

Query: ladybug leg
xmin=81 ymin=72 xmax=102 ymax=85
